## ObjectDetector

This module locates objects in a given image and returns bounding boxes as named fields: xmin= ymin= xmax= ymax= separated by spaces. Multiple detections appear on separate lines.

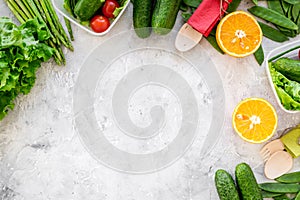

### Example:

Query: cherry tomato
xmin=90 ymin=15 xmax=110 ymax=33
xmin=102 ymin=0 xmax=120 ymax=18
xmin=298 ymin=49 xmax=300 ymax=59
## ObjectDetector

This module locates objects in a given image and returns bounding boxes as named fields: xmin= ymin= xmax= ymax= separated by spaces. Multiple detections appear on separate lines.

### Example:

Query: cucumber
xmin=133 ymin=0 xmax=153 ymax=38
xmin=273 ymin=58 xmax=300 ymax=83
xmin=214 ymin=169 xmax=240 ymax=200
xmin=74 ymin=0 xmax=105 ymax=21
xmin=235 ymin=163 xmax=262 ymax=200
xmin=152 ymin=0 xmax=181 ymax=35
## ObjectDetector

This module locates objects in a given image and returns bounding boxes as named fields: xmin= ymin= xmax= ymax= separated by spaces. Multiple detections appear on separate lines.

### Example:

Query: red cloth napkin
xmin=187 ymin=0 xmax=232 ymax=37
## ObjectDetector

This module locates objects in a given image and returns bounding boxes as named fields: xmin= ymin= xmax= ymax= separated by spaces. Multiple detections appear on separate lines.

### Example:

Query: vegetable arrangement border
xmin=180 ymin=0 xmax=300 ymax=65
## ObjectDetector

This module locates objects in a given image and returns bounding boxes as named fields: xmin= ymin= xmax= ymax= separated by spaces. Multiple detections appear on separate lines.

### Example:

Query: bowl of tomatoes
xmin=52 ymin=0 xmax=130 ymax=36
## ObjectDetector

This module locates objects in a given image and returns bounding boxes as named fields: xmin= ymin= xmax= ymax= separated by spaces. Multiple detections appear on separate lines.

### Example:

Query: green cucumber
xmin=273 ymin=57 xmax=300 ymax=82
xmin=152 ymin=0 xmax=181 ymax=35
xmin=214 ymin=169 xmax=240 ymax=200
xmin=74 ymin=0 xmax=105 ymax=21
xmin=235 ymin=163 xmax=262 ymax=200
xmin=133 ymin=0 xmax=154 ymax=38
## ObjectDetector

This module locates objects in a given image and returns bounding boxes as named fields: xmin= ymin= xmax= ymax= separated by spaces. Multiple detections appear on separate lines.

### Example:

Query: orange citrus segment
xmin=216 ymin=11 xmax=262 ymax=58
xmin=232 ymin=98 xmax=277 ymax=143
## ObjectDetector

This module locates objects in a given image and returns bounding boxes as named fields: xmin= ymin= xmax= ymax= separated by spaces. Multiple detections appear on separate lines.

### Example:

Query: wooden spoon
xmin=175 ymin=23 xmax=203 ymax=52
xmin=264 ymin=151 xmax=293 ymax=180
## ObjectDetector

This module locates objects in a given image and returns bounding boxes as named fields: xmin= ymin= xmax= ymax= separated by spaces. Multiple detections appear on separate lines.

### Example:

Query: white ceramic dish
xmin=51 ymin=0 xmax=130 ymax=36
xmin=265 ymin=40 xmax=300 ymax=114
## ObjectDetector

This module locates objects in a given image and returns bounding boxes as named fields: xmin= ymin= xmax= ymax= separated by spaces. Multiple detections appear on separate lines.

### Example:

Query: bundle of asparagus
xmin=5 ymin=0 xmax=74 ymax=65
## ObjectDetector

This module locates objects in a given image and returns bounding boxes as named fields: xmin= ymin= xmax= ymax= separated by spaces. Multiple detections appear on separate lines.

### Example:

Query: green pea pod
xmin=280 ymin=0 xmax=291 ymax=15
xmin=274 ymin=194 xmax=292 ymax=200
xmin=227 ymin=0 xmax=242 ymax=13
xmin=296 ymin=191 xmax=300 ymax=200
xmin=292 ymin=4 xmax=300 ymax=22
xmin=283 ymin=0 xmax=300 ymax=5
xmin=248 ymin=6 xmax=298 ymax=30
xmin=205 ymin=35 xmax=224 ymax=54
xmin=258 ymin=22 xmax=289 ymax=42
xmin=277 ymin=26 xmax=297 ymax=37
xmin=267 ymin=0 xmax=284 ymax=15
xmin=254 ymin=45 xmax=264 ymax=66
xmin=292 ymin=4 xmax=300 ymax=34
xmin=287 ymin=5 xmax=293 ymax=19
xmin=261 ymin=190 xmax=282 ymax=198
xmin=276 ymin=171 xmax=300 ymax=183
xmin=259 ymin=182 xmax=300 ymax=193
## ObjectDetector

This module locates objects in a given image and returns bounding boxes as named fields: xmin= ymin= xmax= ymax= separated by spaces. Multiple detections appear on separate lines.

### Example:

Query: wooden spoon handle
xmin=175 ymin=23 xmax=203 ymax=52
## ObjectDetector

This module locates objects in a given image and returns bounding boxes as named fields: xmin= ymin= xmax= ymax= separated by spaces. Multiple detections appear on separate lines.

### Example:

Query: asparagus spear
xmin=14 ymin=0 xmax=33 ymax=19
xmin=64 ymin=17 xmax=74 ymax=41
xmin=7 ymin=0 xmax=28 ymax=22
xmin=5 ymin=0 xmax=73 ymax=65
xmin=5 ymin=0 xmax=26 ymax=23
xmin=44 ymin=0 xmax=74 ymax=47
xmin=32 ymin=0 xmax=66 ymax=46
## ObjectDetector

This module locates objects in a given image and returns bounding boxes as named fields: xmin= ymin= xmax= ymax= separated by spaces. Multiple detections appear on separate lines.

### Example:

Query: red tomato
xmin=102 ymin=0 xmax=120 ymax=18
xmin=298 ymin=49 xmax=300 ymax=59
xmin=90 ymin=15 xmax=110 ymax=33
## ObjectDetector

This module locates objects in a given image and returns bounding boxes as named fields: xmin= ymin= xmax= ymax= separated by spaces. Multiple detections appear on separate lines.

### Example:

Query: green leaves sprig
xmin=0 ymin=17 xmax=54 ymax=120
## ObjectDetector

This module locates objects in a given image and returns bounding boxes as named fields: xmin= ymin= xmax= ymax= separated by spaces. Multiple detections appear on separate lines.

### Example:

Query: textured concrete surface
xmin=0 ymin=0 xmax=300 ymax=199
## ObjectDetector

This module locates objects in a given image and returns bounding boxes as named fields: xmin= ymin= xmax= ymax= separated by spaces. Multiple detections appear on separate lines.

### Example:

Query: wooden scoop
xmin=175 ymin=0 xmax=232 ymax=52
xmin=175 ymin=23 xmax=203 ymax=52
xmin=264 ymin=151 xmax=293 ymax=179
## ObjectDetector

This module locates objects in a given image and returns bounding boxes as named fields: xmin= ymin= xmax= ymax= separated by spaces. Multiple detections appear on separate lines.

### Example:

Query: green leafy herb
xmin=0 ymin=17 xmax=54 ymax=120
xmin=254 ymin=45 xmax=264 ymax=66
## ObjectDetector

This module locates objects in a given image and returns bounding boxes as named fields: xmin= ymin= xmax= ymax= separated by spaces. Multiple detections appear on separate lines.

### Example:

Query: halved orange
xmin=232 ymin=98 xmax=277 ymax=143
xmin=216 ymin=11 xmax=262 ymax=58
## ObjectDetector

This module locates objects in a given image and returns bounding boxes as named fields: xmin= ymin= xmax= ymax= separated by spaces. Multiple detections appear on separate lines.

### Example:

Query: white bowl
xmin=265 ymin=40 xmax=300 ymax=114
xmin=51 ymin=0 xmax=130 ymax=36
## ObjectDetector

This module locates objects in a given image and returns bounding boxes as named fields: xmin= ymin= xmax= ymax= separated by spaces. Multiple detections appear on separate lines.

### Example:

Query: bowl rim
xmin=265 ymin=40 xmax=300 ymax=114
xmin=51 ymin=0 xmax=130 ymax=36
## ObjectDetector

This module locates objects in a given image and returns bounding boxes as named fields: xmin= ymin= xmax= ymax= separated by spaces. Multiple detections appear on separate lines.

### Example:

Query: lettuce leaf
xmin=274 ymin=85 xmax=300 ymax=110
xmin=269 ymin=62 xmax=300 ymax=110
xmin=113 ymin=0 xmax=129 ymax=17
xmin=0 ymin=17 xmax=54 ymax=120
